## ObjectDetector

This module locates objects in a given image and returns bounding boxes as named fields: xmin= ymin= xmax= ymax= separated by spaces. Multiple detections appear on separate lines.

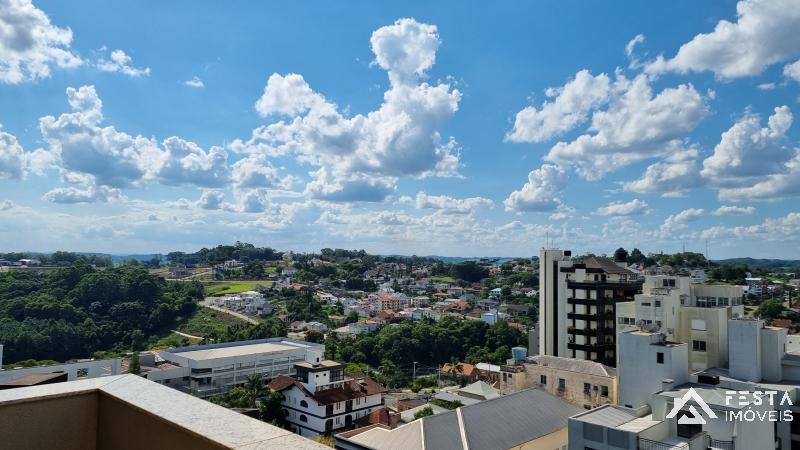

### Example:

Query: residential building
xmin=0 ymin=374 xmax=325 ymax=450
xmin=745 ymin=277 xmax=764 ymax=296
xmin=269 ymin=360 xmax=386 ymax=438
xmin=539 ymin=249 xmax=642 ymax=367
xmin=335 ymin=388 xmax=582 ymax=450
xmin=615 ymin=275 xmax=745 ymax=371
xmin=480 ymin=309 xmax=498 ymax=325
xmin=440 ymin=362 xmax=480 ymax=382
xmin=141 ymin=338 xmax=323 ymax=397
xmin=499 ymin=354 xmax=617 ymax=409
xmin=586 ymin=322 xmax=800 ymax=450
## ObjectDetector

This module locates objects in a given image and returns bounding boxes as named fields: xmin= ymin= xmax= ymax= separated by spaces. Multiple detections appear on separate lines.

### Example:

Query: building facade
xmin=499 ymin=354 xmax=617 ymax=409
xmin=140 ymin=338 xmax=324 ymax=397
xmin=269 ymin=360 xmax=385 ymax=438
xmin=539 ymin=249 xmax=641 ymax=366
xmin=615 ymin=275 xmax=745 ymax=371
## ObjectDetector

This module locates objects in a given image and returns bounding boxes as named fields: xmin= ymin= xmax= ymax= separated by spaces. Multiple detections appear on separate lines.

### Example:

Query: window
xmin=540 ymin=375 xmax=547 ymax=385
xmin=558 ymin=378 xmax=566 ymax=390
xmin=583 ymin=423 xmax=604 ymax=442
xmin=584 ymin=383 xmax=591 ymax=394
xmin=692 ymin=340 xmax=707 ymax=352
xmin=662 ymin=278 xmax=676 ymax=287
xmin=299 ymin=414 xmax=308 ymax=423
xmin=601 ymin=386 xmax=609 ymax=397
xmin=655 ymin=300 xmax=661 ymax=307
xmin=300 ymin=400 xmax=308 ymax=408
xmin=657 ymin=352 xmax=664 ymax=364
xmin=691 ymin=319 xmax=706 ymax=331
xmin=641 ymin=302 xmax=651 ymax=307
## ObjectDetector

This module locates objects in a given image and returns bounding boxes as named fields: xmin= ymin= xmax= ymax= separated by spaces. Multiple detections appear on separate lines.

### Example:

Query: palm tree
xmin=245 ymin=373 xmax=266 ymax=398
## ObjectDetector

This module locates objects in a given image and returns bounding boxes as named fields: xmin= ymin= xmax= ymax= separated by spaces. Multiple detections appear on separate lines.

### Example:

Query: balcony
xmin=0 ymin=374 xmax=326 ymax=450
xmin=567 ymin=311 xmax=616 ymax=321
xmin=567 ymin=326 xmax=598 ymax=336
xmin=568 ymin=342 xmax=615 ymax=352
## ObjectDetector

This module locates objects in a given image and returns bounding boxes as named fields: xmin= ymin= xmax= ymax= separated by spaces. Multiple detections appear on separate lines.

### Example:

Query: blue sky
xmin=1 ymin=0 xmax=799 ymax=258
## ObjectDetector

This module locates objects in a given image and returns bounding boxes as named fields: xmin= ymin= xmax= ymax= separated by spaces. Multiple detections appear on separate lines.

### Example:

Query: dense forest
xmin=167 ymin=242 xmax=283 ymax=266
xmin=0 ymin=262 xmax=203 ymax=364
xmin=324 ymin=317 xmax=526 ymax=387
xmin=0 ymin=251 xmax=114 ymax=267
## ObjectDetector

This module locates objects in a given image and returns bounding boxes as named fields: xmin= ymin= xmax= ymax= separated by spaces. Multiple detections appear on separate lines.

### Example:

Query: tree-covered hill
xmin=0 ymin=262 xmax=203 ymax=364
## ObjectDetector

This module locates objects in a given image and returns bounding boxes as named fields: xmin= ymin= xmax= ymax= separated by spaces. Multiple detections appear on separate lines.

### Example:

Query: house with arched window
xmin=269 ymin=359 xmax=386 ymax=438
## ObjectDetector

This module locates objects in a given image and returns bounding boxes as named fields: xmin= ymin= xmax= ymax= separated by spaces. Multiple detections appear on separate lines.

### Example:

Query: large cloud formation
xmin=232 ymin=18 xmax=462 ymax=202
xmin=0 ymin=0 xmax=82 ymax=83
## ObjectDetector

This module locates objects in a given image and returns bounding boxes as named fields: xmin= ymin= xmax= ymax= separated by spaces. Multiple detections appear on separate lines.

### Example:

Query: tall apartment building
xmin=539 ymin=249 xmax=641 ymax=366
xmin=616 ymin=275 xmax=745 ymax=371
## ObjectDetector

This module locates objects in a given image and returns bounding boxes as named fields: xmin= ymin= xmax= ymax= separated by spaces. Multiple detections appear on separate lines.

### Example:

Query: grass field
xmin=430 ymin=275 xmax=456 ymax=284
xmin=204 ymin=281 xmax=259 ymax=296
xmin=177 ymin=307 xmax=246 ymax=337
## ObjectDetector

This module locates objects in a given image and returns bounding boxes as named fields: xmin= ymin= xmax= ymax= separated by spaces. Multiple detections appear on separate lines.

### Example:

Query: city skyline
xmin=1 ymin=0 xmax=799 ymax=258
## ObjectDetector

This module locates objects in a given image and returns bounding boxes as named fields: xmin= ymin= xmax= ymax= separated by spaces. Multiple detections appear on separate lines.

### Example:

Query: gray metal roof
xmin=457 ymin=388 xmax=582 ymax=450
xmin=528 ymin=355 xmax=617 ymax=377
xmin=422 ymin=410 xmax=463 ymax=450
xmin=570 ymin=404 xmax=638 ymax=427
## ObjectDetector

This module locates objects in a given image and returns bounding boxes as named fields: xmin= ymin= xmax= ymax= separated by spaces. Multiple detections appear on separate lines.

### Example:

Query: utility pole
xmin=412 ymin=361 xmax=418 ymax=383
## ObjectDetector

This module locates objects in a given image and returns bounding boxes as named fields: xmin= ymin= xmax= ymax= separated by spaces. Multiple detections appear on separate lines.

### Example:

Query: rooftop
xmin=339 ymin=388 xmax=582 ymax=450
xmin=170 ymin=341 xmax=298 ymax=360
xmin=526 ymin=355 xmax=617 ymax=377
xmin=0 ymin=374 xmax=325 ymax=450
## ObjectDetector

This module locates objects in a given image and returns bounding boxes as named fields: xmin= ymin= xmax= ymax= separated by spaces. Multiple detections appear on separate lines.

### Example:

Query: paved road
xmin=200 ymin=298 xmax=260 ymax=325
xmin=171 ymin=330 xmax=204 ymax=340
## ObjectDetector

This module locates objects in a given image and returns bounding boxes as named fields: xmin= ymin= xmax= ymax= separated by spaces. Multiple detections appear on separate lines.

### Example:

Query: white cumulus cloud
xmin=506 ymin=70 xmax=611 ymax=143
xmin=0 ymin=0 xmax=82 ymax=83
xmin=594 ymin=199 xmax=649 ymax=216
xmin=96 ymin=49 xmax=150 ymax=77
xmin=644 ymin=0 xmax=800 ymax=79
xmin=503 ymin=164 xmax=567 ymax=212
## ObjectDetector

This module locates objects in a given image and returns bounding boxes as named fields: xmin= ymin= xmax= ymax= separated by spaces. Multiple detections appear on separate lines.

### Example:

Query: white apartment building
xmin=269 ymin=360 xmax=385 ymax=438
xmin=616 ymin=275 xmax=745 ymax=371
xmin=573 ymin=320 xmax=800 ymax=450
xmin=141 ymin=338 xmax=324 ymax=397
xmin=539 ymin=249 xmax=642 ymax=367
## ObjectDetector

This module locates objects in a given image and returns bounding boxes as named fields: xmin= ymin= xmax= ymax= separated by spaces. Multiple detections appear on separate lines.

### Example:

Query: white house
xmin=269 ymin=360 xmax=386 ymax=437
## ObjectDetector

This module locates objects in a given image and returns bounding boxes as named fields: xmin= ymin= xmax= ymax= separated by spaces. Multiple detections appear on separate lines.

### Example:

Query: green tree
xmin=129 ymin=353 xmax=141 ymax=375
xmin=305 ymin=329 xmax=325 ymax=344
xmin=413 ymin=406 xmax=434 ymax=420
xmin=756 ymin=300 xmax=784 ymax=322
xmin=259 ymin=391 xmax=287 ymax=427
xmin=613 ymin=248 xmax=629 ymax=262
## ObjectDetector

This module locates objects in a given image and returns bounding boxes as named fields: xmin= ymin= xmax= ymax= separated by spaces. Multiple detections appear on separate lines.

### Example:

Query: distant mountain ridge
xmin=712 ymin=258 xmax=800 ymax=271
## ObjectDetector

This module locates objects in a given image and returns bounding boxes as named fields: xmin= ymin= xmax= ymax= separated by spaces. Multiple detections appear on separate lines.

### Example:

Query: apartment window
xmin=663 ymin=278 xmax=676 ymax=287
xmin=655 ymin=300 xmax=661 ymax=307
xmin=300 ymin=400 xmax=308 ymax=408
xmin=299 ymin=414 xmax=308 ymax=423
xmin=584 ymin=383 xmax=591 ymax=395
xmin=558 ymin=378 xmax=566 ymax=390
xmin=540 ymin=375 xmax=547 ymax=385
xmin=641 ymin=302 xmax=651 ymax=307
xmin=719 ymin=297 xmax=729 ymax=306
xmin=657 ymin=352 xmax=664 ymax=364
xmin=692 ymin=340 xmax=707 ymax=352
xmin=601 ymin=386 xmax=609 ymax=397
